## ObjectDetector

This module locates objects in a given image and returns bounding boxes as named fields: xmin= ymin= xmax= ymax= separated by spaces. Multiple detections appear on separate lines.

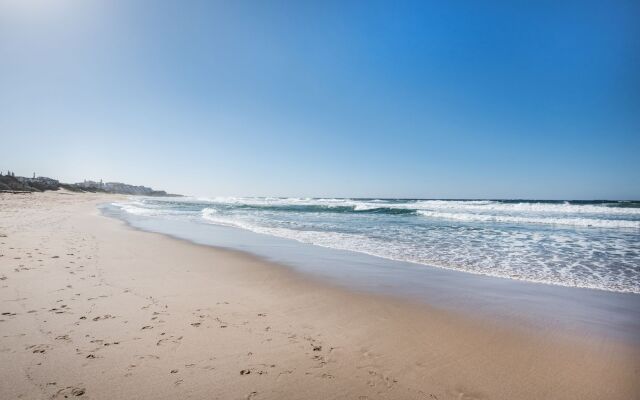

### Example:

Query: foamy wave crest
xmin=411 ymin=200 xmax=640 ymax=216
xmin=353 ymin=203 xmax=385 ymax=211
xmin=195 ymin=197 xmax=640 ymax=217
xmin=416 ymin=210 xmax=640 ymax=228
xmin=112 ymin=200 xmax=195 ymax=218
xmin=112 ymin=201 xmax=159 ymax=216
xmin=201 ymin=207 xmax=218 ymax=218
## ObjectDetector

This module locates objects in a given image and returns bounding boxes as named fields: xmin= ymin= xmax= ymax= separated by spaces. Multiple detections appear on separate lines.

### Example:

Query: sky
xmin=1 ymin=0 xmax=639 ymax=199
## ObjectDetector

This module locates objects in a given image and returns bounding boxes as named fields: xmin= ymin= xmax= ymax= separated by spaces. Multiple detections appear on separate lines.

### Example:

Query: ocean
xmin=110 ymin=197 xmax=640 ymax=294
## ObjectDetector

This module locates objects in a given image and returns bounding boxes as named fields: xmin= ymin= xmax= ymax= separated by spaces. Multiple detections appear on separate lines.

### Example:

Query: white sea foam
xmin=201 ymin=207 xmax=218 ymax=217
xmin=111 ymin=202 xmax=159 ymax=216
xmin=198 ymin=207 xmax=639 ymax=293
xmin=196 ymin=197 xmax=640 ymax=216
xmin=192 ymin=197 xmax=640 ymax=229
xmin=409 ymin=200 xmax=640 ymax=215
xmin=353 ymin=203 xmax=384 ymax=211
xmin=416 ymin=210 xmax=640 ymax=228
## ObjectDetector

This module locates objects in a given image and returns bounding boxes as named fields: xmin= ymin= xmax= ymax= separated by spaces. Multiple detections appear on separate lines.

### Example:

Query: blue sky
xmin=1 ymin=0 xmax=638 ymax=199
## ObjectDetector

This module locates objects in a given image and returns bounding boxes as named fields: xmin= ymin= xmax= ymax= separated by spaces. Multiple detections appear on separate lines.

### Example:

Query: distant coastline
xmin=0 ymin=171 xmax=180 ymax=197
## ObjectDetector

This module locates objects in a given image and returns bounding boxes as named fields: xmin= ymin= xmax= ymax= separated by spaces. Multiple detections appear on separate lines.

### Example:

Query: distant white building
xmin=16 ymin=176 xmax=59 ymax=186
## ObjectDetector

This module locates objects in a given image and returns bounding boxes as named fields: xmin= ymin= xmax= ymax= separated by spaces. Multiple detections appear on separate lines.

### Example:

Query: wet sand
xmin=1 ymin=191 xmax=638 ymax=399
xmin=107 ymin=204 xmax=640 ymax=345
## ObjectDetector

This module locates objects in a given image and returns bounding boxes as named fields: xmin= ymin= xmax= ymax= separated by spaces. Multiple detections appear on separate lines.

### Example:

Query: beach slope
xmin=0 ymin=191 xmax=638 ymax=399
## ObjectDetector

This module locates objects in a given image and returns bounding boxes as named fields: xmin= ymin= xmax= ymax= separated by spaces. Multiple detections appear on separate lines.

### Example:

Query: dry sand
xmin=0 ymin=191 xmax=638 ymax=399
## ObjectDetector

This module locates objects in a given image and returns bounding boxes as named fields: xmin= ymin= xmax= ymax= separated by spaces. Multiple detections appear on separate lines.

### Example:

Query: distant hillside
xmin=74 ymin=180 xmax=179 ymax=196
xmin=0 ymin=175 xmax=61 ymax=192
xmin=0 ymin=174 xmax=180 ymax=197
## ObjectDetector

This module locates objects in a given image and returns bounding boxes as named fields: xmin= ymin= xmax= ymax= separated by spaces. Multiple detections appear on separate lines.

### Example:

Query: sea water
xmin=111 ymin=197 xmax=640 ymax=294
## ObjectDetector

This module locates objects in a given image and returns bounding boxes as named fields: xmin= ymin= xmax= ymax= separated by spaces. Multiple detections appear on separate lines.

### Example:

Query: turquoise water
xmin=112 ymin=197 xmax=640 ymax=294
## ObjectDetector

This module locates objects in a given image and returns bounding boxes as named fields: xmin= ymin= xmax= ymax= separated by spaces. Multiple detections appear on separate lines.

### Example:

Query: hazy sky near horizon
xmin=1 ymin=1 xmax=639 ymax=199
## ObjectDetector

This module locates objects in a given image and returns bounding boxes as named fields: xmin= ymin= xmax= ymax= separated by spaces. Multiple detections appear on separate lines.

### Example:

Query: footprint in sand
xmin=91 ymin=314 xmax=114 ymax=321
xmin=214 ymin=317 xmax=228 ymax=328
xmin=156 ymin=335 xmax=182 ymax=346
xmin=52 ymin=386 xmax=85 ymax=398
xmin=27 ymin=344 xmax=51 ymax=354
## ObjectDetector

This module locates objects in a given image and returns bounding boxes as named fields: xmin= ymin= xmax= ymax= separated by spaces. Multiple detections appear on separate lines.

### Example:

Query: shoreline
xmin=103 ymin=201 xmax=640 ymax=346
xmin=113 ymin=203 xmax=637 ymax=294
xmin=1 ymin=191 xmax=638 ymax=399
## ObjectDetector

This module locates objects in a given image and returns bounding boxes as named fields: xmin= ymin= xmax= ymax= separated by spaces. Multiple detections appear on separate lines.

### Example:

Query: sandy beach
xmin=0 ymin=191 xmax=638 ymax=400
